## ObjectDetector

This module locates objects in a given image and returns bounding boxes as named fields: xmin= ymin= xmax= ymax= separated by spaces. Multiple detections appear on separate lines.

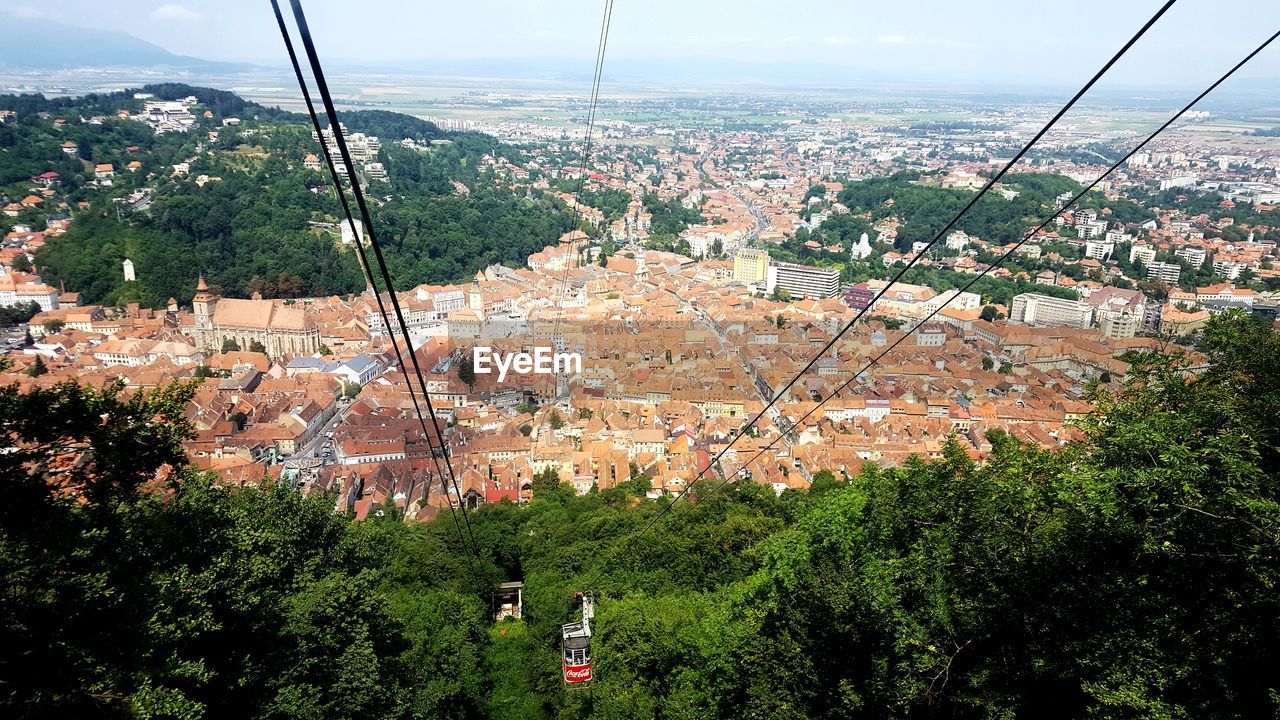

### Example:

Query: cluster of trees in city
xmin=546 ymin=179 xmax=633 ymax=224
xmin=642 ymin=191 xmax=704 ymax=236
xmin=336 ymin=110 xmax=449 ymax=143
xmin=3 ymin=312 xmax=1277 ymax=719
xmin=766 ymin=218 xmax=1086 ymax=308
xmin=35 ymin=168 xmax=369 ymax=306
xmin=0 ymin=83 xmax=296 ymax=193
xmin=379 ymin=132 xmax=507 ymax=196
xmin=19 ymin=87 xmax=576 ymax=307
xmin=578 ymin=187 xmax=632 ymax=222
xmin=0 ymin=102 xmax=200 ymax=199
xmin=35 ymin=165 xmax=573 ymax=307
xmin=0 ymin=301 xmax=41 ymax=326
xmin=795 ymin=213 xmax=877 ymax=254
xmin=373 ymin=188 xmax=576 ymax=285
xmin=838 ymin=171 xmax=1154 ymax=252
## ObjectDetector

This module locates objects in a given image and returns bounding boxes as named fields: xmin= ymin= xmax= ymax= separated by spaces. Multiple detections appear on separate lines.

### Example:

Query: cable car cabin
xmin=562 ymin=619 xmax=592 ymax=685
xmin=562 ymin=594 xmax=594 ymax=686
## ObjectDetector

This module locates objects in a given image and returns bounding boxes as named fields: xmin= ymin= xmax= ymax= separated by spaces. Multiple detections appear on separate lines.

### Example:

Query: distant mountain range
xmin=0 ymin=16 xmax=254 ymax=72
xmin=2 ymin=14 xmax=1276 ymax=105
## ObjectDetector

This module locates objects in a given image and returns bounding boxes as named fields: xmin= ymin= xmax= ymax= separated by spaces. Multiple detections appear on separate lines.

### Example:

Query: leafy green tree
xmin=531 ymin=466 xmax=562 ymax=497
xmin=26 ymin=356 xmax=47 ymax=376
xmin=248 ymin=339 xmax=266 ymax=354
xmin=0 ymin=380 xmax=197 ymax=715
xmin=981 ymin=356 xmax=994 ymax=371
xmin=10 ymin=254 xmax=32 ymax=272
xmin=807 ymin=469 xmax=843 ymax=495
xmin=0 ymin=302 xmax=40 ymax=326
xmin=221 ymin=338 xmax=240 ymax=353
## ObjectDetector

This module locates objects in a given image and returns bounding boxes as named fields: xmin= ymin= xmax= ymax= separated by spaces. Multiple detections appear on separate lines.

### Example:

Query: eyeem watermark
xmin=474 ymin=346 xmax=582 ymax=382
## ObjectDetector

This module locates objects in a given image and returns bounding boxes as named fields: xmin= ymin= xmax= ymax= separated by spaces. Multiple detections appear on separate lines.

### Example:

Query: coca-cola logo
xmin=564 ymin=663 xmax=592 ymax=683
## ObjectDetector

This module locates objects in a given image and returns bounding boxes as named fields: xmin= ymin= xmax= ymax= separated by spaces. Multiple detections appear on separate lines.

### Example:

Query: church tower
xmin=192 ymin=275 xmax=218 ymax=331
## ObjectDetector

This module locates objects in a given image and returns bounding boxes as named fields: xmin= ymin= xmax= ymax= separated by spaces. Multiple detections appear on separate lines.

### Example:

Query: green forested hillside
xmin=1 ymin=86 xmax=572 ymax=306
xmin=3 ymin=311 xmax=1277 ymax=719
xmin=838 ymin=171 xmax=1156 ymax=249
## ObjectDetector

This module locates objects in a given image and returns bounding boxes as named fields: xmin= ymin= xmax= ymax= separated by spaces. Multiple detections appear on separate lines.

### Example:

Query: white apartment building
xmin=1084 ymin=240 xmax=1114 ymax=260
xmin=1129 ymin=245 xmax=1156 ymax=265
xmin=1212 ymin=259 xmax=1245 ymax=280
xmin=1175 ymin=247 xmax=1207 ymax=266
xmin=920 ymin=288 xmax=981 ymax=316
xmin=1077 ymin=220 xmax=1108 ymax=239
xmin=767 ymin=262 xmax=840 ymax=300
xmin=1146 ymin=261 xmax=1182 ymax=283
xmin=1010 ymin=293 xmax=1093 ymax=328
xmin=1159 ymin=175 xmax=1198 ymax=191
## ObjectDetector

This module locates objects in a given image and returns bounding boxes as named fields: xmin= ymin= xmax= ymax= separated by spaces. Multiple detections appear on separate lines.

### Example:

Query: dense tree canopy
xmin=337 ymin=110 xmax=448 ymax=143
xmin=0 ymin=379 xmax=491 ymax=720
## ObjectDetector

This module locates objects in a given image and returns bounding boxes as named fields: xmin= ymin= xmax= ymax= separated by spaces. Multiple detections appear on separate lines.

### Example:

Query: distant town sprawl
xmin=2 ymin=84 xmax=1278 ymax=517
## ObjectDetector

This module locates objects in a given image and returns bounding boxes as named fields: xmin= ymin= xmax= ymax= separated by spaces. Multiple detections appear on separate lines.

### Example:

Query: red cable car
xmin=562 ymin=593 xmax=594 ymax=686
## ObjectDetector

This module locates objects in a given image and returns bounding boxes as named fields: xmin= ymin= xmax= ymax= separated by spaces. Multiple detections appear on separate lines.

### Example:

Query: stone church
xmin=188 ymin=277 xmax=320 ymax=358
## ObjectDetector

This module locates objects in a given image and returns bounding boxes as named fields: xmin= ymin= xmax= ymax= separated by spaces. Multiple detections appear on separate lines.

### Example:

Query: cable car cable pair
xmin=577 ymin=0 xmax=1178 ymax=590
xmin=580 ymin=3 xmax=1280 ymax=594
xmin=692 ymin=26 xmax=1280 ymax=507
xmin=267 ymin=2 xmax=455 ymax=522
xmin=270 ymin=0 xmax=484 ymax=570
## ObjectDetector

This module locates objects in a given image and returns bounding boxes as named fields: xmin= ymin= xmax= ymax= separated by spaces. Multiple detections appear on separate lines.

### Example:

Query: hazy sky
xmin=6 ymin=0 xmax=1279 ymax=87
